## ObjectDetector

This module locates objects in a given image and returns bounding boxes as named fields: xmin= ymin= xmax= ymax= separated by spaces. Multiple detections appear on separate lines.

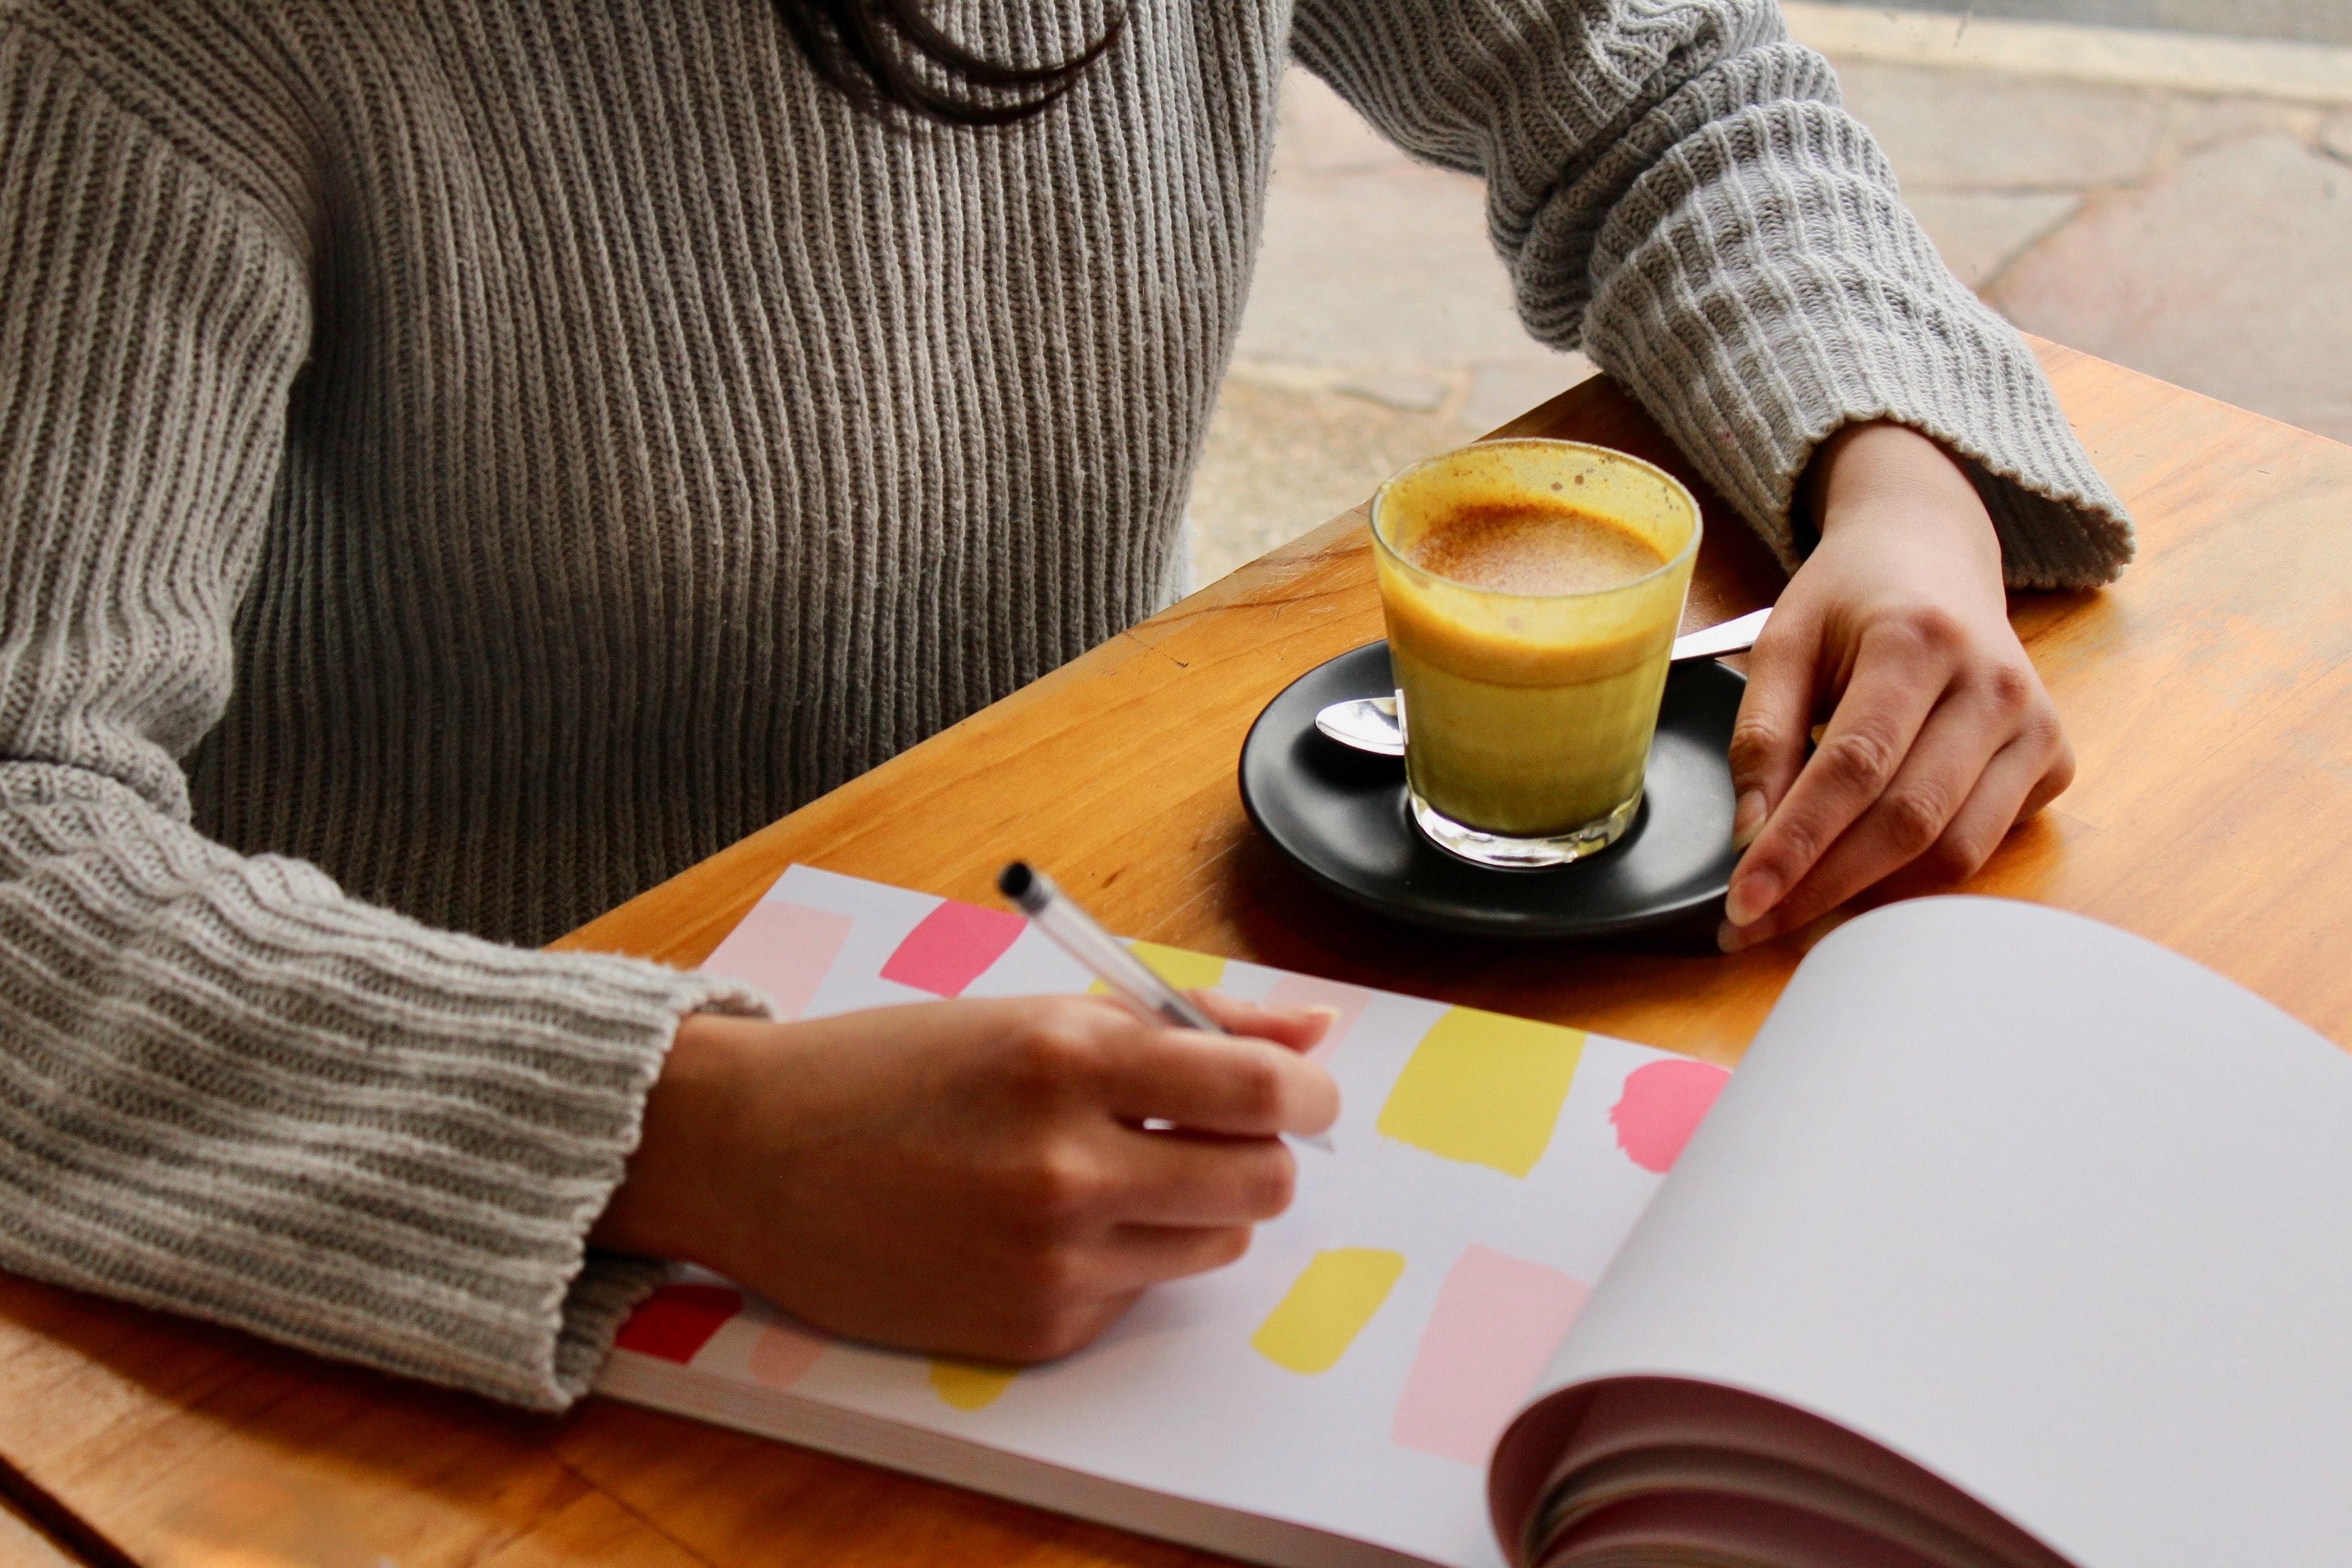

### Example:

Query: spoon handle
xmin=1671 ymin=606 xmax=1769 ymax=663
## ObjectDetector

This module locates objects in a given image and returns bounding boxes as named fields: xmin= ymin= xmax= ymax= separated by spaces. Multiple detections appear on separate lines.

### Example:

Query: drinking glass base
xmin=1408 ymin=788 xmax=1642 ymax=870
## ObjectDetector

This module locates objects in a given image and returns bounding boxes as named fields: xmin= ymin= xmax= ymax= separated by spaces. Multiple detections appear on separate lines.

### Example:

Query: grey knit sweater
xmin=0 ymin=0 xmax=2130 ymax=1409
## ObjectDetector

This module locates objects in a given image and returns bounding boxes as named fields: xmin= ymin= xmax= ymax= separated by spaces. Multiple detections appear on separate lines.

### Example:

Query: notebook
xmin=596 ymin=866 xmax=2352 ymax=1568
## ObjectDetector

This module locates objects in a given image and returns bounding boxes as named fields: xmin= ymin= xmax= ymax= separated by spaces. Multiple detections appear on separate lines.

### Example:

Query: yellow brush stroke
xmin=929 ymin=1358 xmax=1019 ymax=1410
xmin=1126 ymin=942 xmax=1228 ymax=992
xmin=1251 ymin=1248 xmax=1407 ymax=1375
xmin=1377 ymin=1007 xmax=1586 ymax=1177
xmin=1087 ymin=941 xmax=1229 ymax=1001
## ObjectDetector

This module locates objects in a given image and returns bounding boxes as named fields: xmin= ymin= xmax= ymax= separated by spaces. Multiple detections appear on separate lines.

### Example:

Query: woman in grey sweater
xmin=0 ymin=0 xmax=2129 ymax=1408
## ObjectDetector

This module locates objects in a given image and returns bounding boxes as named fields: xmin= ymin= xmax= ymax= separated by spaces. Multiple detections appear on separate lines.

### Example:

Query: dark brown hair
xmin=773 ymin=1 xmax=1124 ymax=126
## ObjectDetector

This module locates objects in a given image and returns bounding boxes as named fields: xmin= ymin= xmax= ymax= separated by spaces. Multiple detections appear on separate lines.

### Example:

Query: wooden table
xmin=5 ymin=344 xmax=2351 ymax=1568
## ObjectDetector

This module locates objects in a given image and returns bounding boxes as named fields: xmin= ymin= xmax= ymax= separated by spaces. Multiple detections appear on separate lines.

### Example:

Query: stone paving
xmin=1186 ymin=13 xmax=2352 ymax=586
xmin=1850 ymin=0 xmax=2352 ymax=48
xmin=1844 ymin=59 xmax=2352 ymax=446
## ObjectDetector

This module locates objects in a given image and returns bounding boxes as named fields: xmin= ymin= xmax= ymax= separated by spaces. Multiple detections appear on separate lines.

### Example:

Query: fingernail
xmin=1731 ymin=790 xmax=1768 ymax=851
xmin=1723 ymin=870 xmax=1780 ymax=929
xmin=1716 ymin=919 xmax=1748 ymax=953
xmin=1301 ymin=1004 xmax=1342 ymax=1033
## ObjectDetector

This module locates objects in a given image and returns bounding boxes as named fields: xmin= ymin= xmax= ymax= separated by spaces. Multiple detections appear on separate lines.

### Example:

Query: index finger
xmin=1190 ymin=990 xmax=1341 ymax=1055
xmin=1099 ymin=1028 xmax=1339 ymax=1140
xmin=1727 ymin=637 xmax=1949 ymax=928
xmin=1727 ymin=605 xmax=1822 ymax=845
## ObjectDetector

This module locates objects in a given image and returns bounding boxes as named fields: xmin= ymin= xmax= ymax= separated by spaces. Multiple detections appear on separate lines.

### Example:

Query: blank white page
xmin=1526 ymin=897 xmax=2352 ymax=1568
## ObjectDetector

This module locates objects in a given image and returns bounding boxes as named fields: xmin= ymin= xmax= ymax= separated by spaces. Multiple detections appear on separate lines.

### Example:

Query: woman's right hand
xmin=592 ymin=993 xmax=1340 ymax=1363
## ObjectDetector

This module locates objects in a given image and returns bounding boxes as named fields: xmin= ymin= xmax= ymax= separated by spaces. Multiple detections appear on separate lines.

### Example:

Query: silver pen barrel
xmin=1002 ymin=863 xmax=1218 ymax=1032
xmin=999 ymin=862 xmax=1333 ymax=1152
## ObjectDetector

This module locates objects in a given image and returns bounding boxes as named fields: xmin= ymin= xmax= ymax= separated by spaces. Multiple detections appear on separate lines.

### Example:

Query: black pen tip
xmin=998 ymin=862 xmax=1033 ymax=901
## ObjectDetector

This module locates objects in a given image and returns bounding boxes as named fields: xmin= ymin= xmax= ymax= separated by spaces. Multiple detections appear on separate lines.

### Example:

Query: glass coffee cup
xmin=1370 ymin=440 xmax=1701 ymax=868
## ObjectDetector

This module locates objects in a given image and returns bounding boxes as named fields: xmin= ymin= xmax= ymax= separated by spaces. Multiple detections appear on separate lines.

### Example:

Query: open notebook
xmin=597 ymin=866 xmax=2352 ymax=1568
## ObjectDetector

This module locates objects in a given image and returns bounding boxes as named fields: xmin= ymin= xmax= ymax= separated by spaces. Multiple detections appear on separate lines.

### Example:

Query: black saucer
xmin=1239 ymin=642 xmax=1743 ymax=940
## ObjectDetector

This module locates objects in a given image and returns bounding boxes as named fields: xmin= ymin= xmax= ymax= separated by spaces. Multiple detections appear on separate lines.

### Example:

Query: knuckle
xmin=1011 ymin=1145 xmax=1105 ymax=1230
xmin=1044 ymin=992 xmax=1118 ymax=1040
xmin=1205 ymin=1227 xmax=1254 ymax=1270
xmin=1005 ymin=1011 xmax=1102 ymax=1096
xmin=1245 ymin=1150 xmax=1297 ymax=1218
xmin=1754 ymin=817 xmax=1822 ymax=880
xmin=1980 ymin=659 xmax=2037 ymax=718
xmin=2044 ymin=738 xmax=2078 ymax=796
xmin=1228 ymin=1053 xmax=1288 ymax=1125
xmin=1882 ymin=785 xmax=1952 ymax=857
xmin=1726 ymin=719 xmax=1782 ymax=782
xmin=2022 ymin=710 xmax=2069 ymax=761
xmin=1924 ymin=828 xmax=1993 ymax=884
xmin=1818 ymin=726 xmax=1900 ymax=794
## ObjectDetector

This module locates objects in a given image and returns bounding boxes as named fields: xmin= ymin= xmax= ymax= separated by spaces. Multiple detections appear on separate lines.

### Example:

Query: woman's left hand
xmin=1719 ymin=421 xmax=2074 ymax=951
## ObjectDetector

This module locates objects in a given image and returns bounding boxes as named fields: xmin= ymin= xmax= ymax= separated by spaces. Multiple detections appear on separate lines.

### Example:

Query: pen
xmin=998 ymin=861 xmax=1335 ymax=1153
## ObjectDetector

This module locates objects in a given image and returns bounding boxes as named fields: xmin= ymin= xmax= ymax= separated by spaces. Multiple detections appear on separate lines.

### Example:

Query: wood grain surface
xmin=4 ymin=344 xmax=2348 ymax=1568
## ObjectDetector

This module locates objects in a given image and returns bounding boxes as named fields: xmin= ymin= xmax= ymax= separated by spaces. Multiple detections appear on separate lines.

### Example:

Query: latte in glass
xmin=1371 ymin=440 xmax=1700 ymax=868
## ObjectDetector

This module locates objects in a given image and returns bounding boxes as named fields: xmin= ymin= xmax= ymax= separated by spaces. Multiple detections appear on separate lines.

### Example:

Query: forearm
xmin=1293 ymin=0 xmax=2134 ymax=589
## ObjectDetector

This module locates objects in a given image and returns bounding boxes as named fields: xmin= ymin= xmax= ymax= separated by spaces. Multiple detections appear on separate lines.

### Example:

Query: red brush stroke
xmin=613 ymin=1284 xmax=744 ymax=1364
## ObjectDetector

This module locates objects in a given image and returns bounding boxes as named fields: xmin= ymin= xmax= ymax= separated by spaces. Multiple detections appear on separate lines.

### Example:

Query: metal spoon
xmin=1313 ymin=607 xmax=1771 ymax=757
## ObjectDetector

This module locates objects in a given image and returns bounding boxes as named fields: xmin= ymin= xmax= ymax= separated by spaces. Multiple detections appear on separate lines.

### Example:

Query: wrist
xmin=1806 ymin=421 xmax=2003 ymax=572
xmin=591 ymin=1010 xmax=760 ymax=1264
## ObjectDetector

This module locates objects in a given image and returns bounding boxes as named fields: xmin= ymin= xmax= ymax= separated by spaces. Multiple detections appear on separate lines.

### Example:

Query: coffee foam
xmin=1403 ymin=502 xmax=1666 ymax=596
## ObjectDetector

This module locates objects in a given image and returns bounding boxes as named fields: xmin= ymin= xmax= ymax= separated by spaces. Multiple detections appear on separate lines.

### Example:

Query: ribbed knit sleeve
xmin=1290 ymin=0 xmax=2135 ymax=588
xmin=0 ymin=20 xmax=761 ymax=1409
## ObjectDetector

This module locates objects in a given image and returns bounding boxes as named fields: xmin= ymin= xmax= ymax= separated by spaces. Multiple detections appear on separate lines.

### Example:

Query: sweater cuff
xmin=1582 ymin=109 xmax=2135 ymax=590
xmin=536 ymin=967 xmax=768 ymax=1408
xmin=235 ymin=950 xmax=773 ymax=1411
xmin=556 ymin=1250 xmax=676 ymax=1403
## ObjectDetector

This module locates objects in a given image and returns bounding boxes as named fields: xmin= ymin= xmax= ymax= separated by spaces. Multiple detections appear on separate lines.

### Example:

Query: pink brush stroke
xmin=1392 ymin=1246 xmax=1589 ymax=1465
xmin=1262 ymin=973 xmax=1377 ymax=1064
xmin=701 ymin=900 xmax=855 ymax=1020
xmin=747 ymin=1320 xmax=830 ymax=1390
xmin=1609 ymin=1058 xmax=1731 ymax=1173
xmin=881 ymin=900 xmax=1028 ymax=998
